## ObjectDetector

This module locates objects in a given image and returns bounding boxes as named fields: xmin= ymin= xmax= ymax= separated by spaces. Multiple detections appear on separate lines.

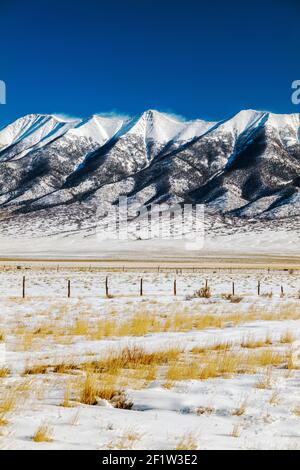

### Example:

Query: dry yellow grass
xmin=21 ymin=342 xmax=288 ymax=396
xmin=293 ymin=405 xmax=300 ymax=417
xmin=189 ymin=353 xmax=236 ymax=380
xmin=166 ymin=361 xmax=200 ymax=382
xmin=33 ymin=324 xmax=55 ymax=335
xmin=166 ymin=347 xmax=289 ymax=382
xmin=232 ymin=400 xmax=247 ymax=416
xmin=0 ymin=413 xmax=8 ymax=426
xmin=79 ymin=372 xmax=102 ymax=405
xmin=61 ymin=381 xmax=73 ymax=408
xmin=32 ymin=423 xmax=53 ymax=443
xmin=231 ymin=424 xmax=241 ymax=438
xmin=132 ymin=364 xmax=157 ymax=382
xmin=107 ymin=429 xmax=140 ymax=450
xmin=83 ymin=346 xmax=181 ymax=375
xmin=19 ymin=332 xmax=35 ymax=351
xmin=175 ymin=432 xmax=198 ymax=450
xmin=221 ymin=294 xmax=243 ymax=303
xmin=72 ymin=319 xmax=89 ymax=336
xmin=168 ymin=313 xmax=194 ymax=332
xmin=0 ymin=368 xmax=10 ymax=378
xmin=247 ymin=349 xmax=285 ymax=368
xmin=17 ymin=337 xmax=299 ymax=403
xmin=196 ymin=406 xmax=215 ymax=415
xmin=280 ymin=331 xmax=295 ymax=344
xmin=241 ymin=335 xmax=272 ymax=349
xmin=0 ymin=392 xmax=17 ymax=415
xmin=201 ymin=352 xmax=240 ymax=379
xmin=21 ymin=346 xmax=182 ymax=402
xmin=125 ymin=429 xmax=141 ymax=443
xmin=193 ymin=334 xmax=285 ymax=354
xmin=69 ymin=409 xmax=80 ymax=426
xmin=7 ymin=302 xmax=300 ymax=351
xmin=255 ymin=368 xmax=273 ymax=390
xmin=117 ymin=313 xmax=162 ymax=337
xmin=93 ymin=319 xmax=117 ymax=340
xmin=52 ymin=362 xmax=78 ymax=374
xmin=269 ymin=391 xmax=280 ymax=406
xmin=287 ymin=347 xmax=295 ymax=370
xmin=13 ymin=378 xmax=33 ymax=395
xmin=0 ymin=331 xmax=5 ymax=342
xmin=23 ymin=364 xmax=49 ymax=375
xmin=192 ymin=341 xmax=234 ymax=354
xmin=194 ymin=285 xmax=211 ymax=298
xmin=23 ymin=360 xmax=78 ymax=376
xmin=78 ymin=372 xmax=132 ymax=408
xmin=5 ymin=299 xmax=300 ymax=433
xmin=0 ymin=391 xmax=17 ymax=426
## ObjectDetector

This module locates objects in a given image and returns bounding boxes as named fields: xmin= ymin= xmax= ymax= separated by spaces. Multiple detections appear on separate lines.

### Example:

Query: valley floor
xmin=1 ymin=264 xmax=300 ymax=450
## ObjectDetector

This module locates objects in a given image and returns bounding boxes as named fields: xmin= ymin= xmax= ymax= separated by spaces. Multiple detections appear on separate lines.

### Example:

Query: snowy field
xmin=1 ymin=264 xmax=300 ymax=450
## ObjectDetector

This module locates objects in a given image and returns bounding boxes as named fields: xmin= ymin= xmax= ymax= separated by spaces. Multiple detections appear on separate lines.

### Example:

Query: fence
xmin=14 ymin=274 xmax=296 ymax=299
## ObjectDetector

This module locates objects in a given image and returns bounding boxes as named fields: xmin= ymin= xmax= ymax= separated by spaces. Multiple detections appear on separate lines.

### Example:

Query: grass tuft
xmin=232 ymin=400 xmax=247 ymax=416
xmin=32 ymin=422 xmax=54 ymax=443
xmin=280 ymin=331 xmax=295 ymax=344
xmin=79 ymin=372 xmax=132 ymax=408
xmin=231 ymin=424 xmax=240 ymax=438
xmin=175 ymin=432 xmax=198 ymax=450
xmin=0 ymin=368 xmax=10 ymax=378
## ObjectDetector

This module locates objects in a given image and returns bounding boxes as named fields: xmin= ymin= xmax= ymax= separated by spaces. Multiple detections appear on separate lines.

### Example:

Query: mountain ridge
xmin=0 ymin=108 xmax=299 ymax=241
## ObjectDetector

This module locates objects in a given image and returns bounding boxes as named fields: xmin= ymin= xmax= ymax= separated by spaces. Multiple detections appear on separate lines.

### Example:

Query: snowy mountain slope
xmin=67 ymin=115 xmax=125 ymax=145
xmin=0 ymin=114 xmax=80 ymax=161
xmin=0 ymin=109 xmax=299 ymax=242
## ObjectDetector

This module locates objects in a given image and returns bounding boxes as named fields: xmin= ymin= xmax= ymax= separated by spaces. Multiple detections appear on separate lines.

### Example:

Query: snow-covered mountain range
xmin=0 ymin=109 xmax=300 ymax=246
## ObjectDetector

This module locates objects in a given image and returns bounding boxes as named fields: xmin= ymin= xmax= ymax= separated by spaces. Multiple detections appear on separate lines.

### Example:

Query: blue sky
xmin=0 ymin=0 xmax=299 ymax=127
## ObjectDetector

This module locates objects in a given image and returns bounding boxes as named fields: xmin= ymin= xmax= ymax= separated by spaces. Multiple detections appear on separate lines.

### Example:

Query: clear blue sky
xmin=0 ymin=0 xmax=299 ymax=127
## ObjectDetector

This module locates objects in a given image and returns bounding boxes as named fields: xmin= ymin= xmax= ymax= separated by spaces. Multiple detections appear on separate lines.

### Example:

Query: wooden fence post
xmin=257 ymin=280 xmax=260 ymax=296
xmin=22 ymin=276 xmax=26 ymax=299
xmin=140 ymin=278 xmax=143 ymax=296
xmin=68 ymin=280 xmax=71 ymax=298
xmin=173 ymin=278 xmax=177 ymax=296
xmin=105 ymin=276 xmax=109 ymax=298
xmin=232 ymin=281 xmax=235 ymax=296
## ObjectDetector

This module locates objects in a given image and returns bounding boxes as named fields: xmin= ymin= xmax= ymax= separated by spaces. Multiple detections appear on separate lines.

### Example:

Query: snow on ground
xmin=1 ymin=225 xmax=300 ymax=259
xmin=1 ymin=266 xmax=300 ymax=450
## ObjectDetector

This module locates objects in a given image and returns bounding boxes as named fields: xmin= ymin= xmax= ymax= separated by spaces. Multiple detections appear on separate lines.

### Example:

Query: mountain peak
xmin=0 ymin=107 xmax=299 ymax=238
xmin=67 ymin=114 xmax=125 ymax=145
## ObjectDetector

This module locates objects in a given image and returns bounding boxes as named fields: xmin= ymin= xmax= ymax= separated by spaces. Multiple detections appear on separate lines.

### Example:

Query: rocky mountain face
xmin=0 ymin=109 xmax=299 ymax=239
